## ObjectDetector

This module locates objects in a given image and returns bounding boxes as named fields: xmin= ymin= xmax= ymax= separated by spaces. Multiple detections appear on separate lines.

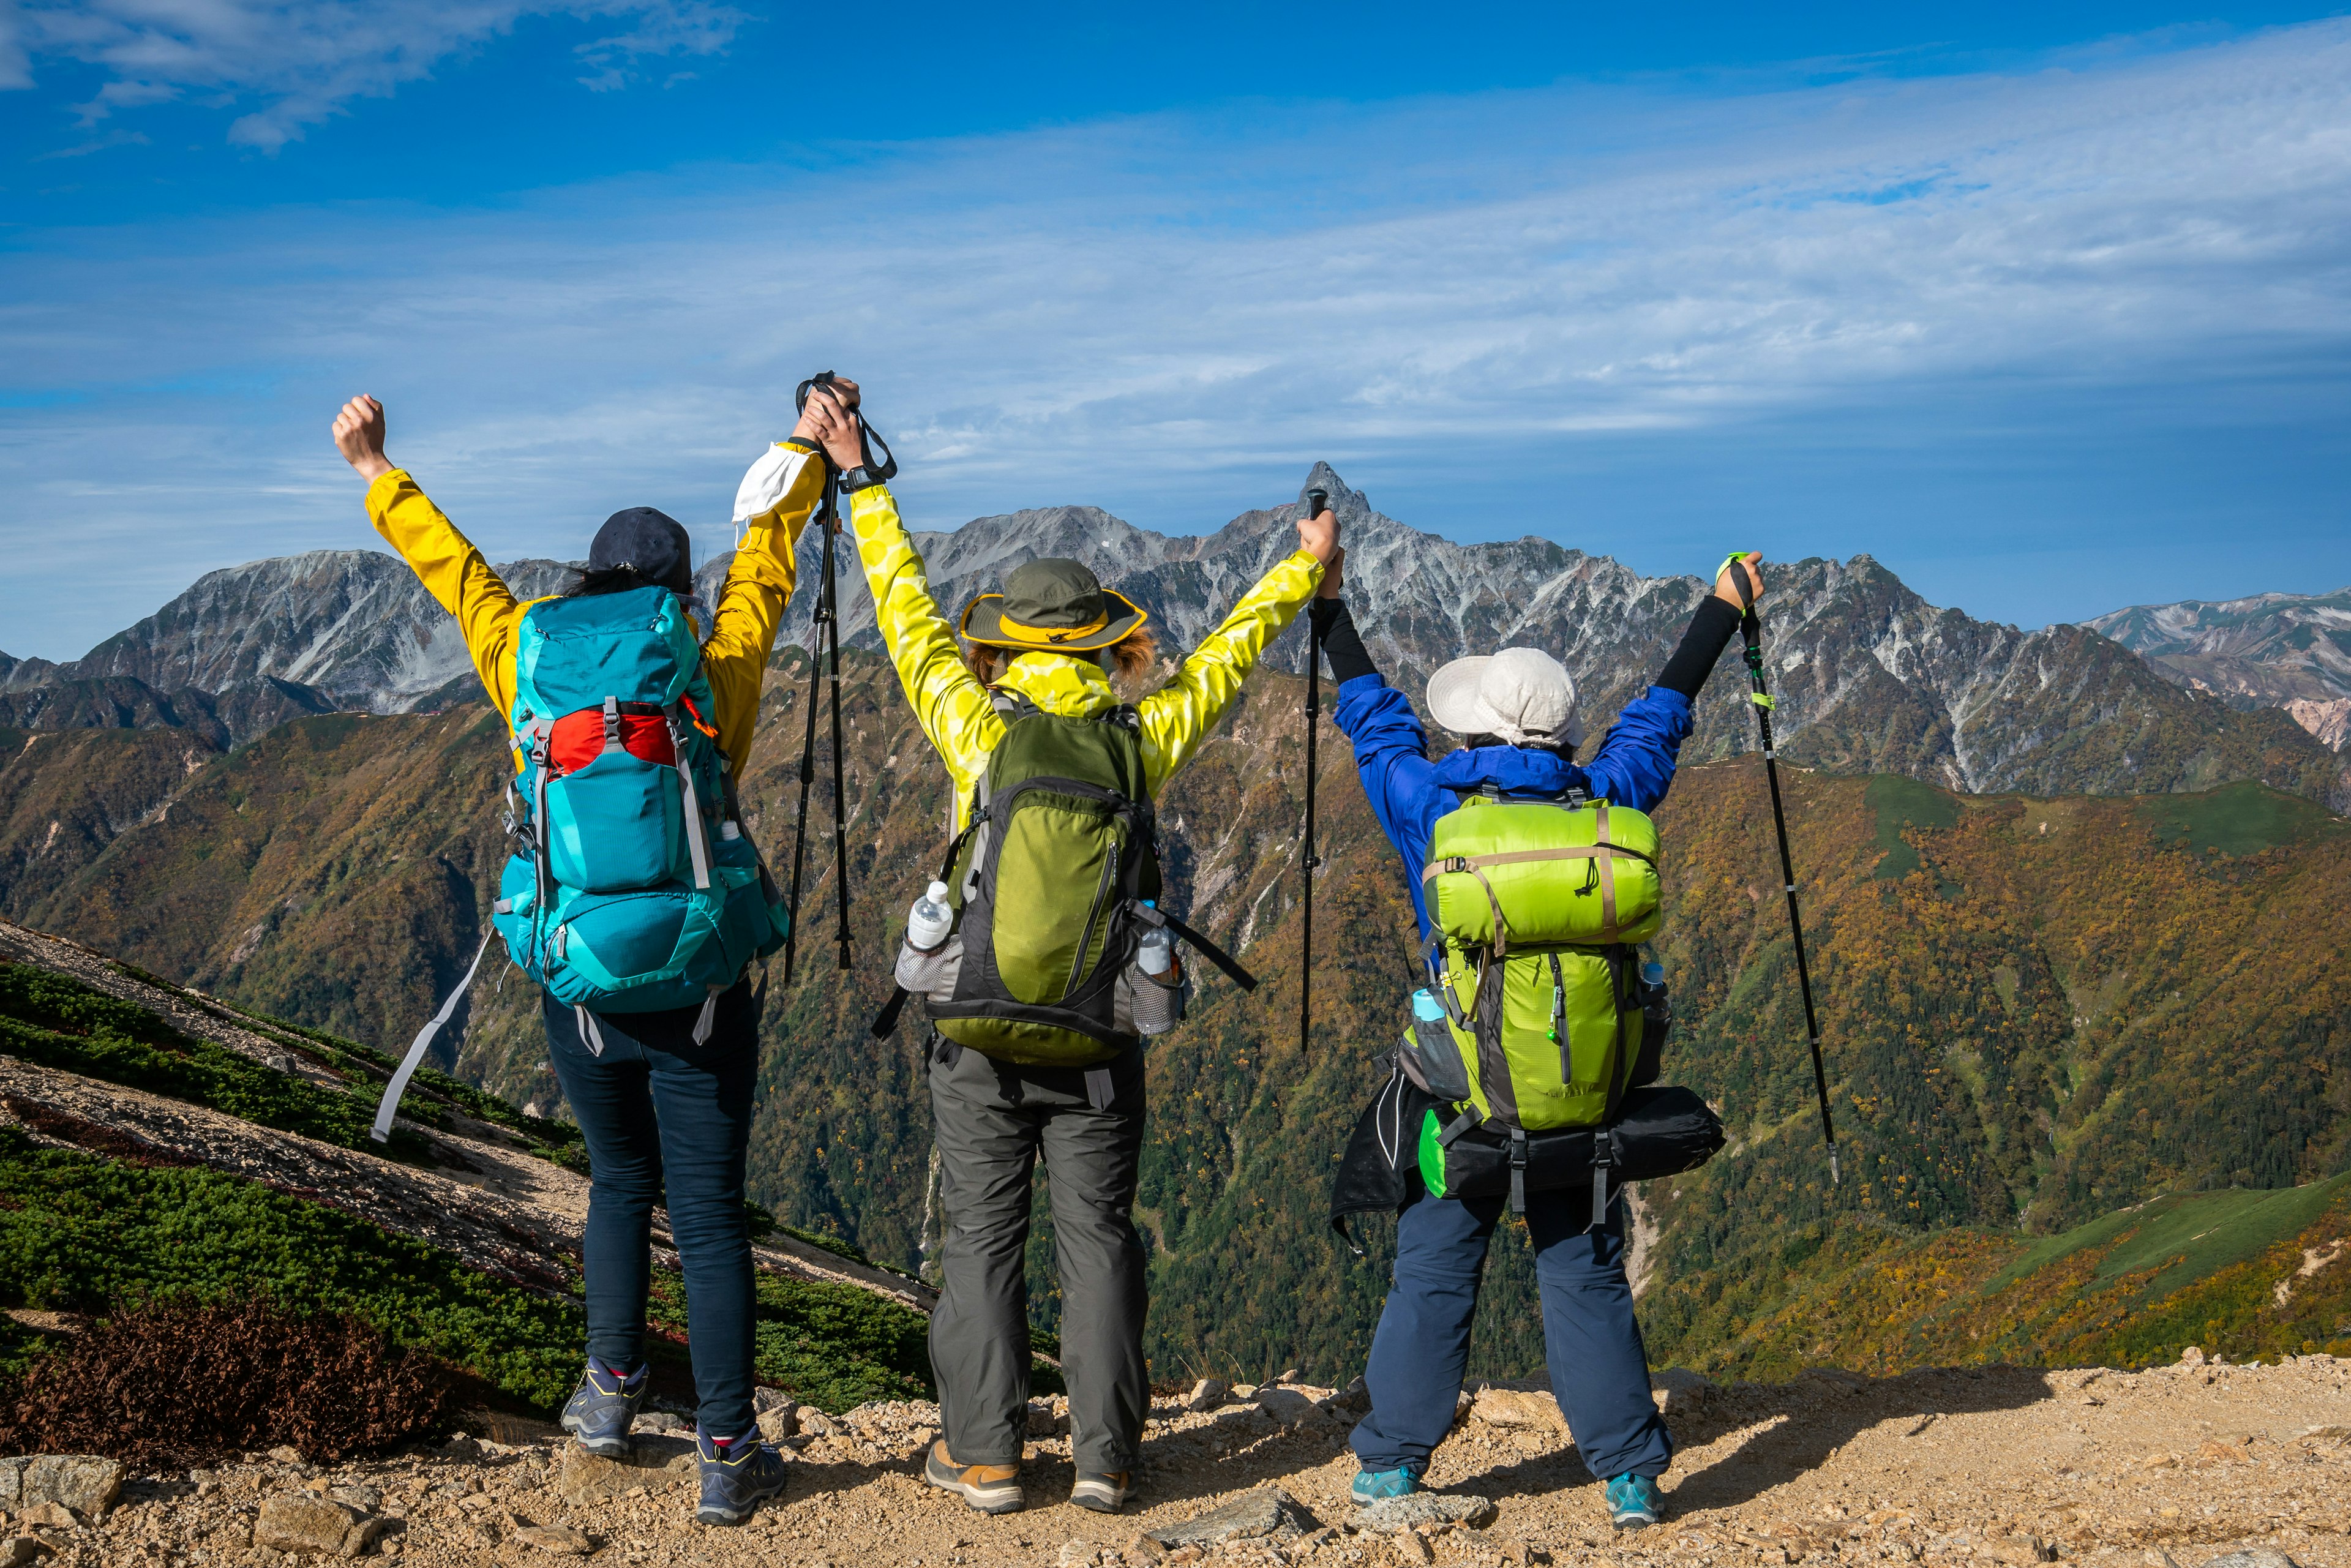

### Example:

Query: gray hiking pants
xmin=927 ymin=1039 xmax=1148 ymax=1474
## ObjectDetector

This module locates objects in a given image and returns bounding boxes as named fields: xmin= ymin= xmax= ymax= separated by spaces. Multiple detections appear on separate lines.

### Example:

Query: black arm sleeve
xmin=1309 ymin=597 xmax=1378 ymax=685
xmin=1655 ymin=596 xmax=1745 ymax=699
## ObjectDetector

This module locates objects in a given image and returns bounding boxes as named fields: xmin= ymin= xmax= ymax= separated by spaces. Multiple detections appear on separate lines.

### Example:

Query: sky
xmin=2 ymin=2 xmax=2349 ymax=662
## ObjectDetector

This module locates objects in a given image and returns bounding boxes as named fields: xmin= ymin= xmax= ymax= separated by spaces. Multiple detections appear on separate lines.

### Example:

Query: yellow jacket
xmin=846 ymin=482 xmax=1324 ymax=829
xmin=364 ymin=441 xmax=827 ymax=771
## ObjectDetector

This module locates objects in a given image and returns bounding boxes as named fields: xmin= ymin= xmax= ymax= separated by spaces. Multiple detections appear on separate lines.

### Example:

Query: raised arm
xmin=703 ymin=430 xmax=828 ymax=773
xmin=1317 ymin=557 xmax=1450 ymax=921
xmin=1133 ymin=506 xmax=1333 ymax=792
xmin=335 ymin=396 xmax=526 ymax=724
xmin=1580 ymin=553 xmax=1762 ymax=812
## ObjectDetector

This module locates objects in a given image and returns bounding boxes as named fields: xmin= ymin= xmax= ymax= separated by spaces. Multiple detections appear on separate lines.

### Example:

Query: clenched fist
xmin=332 ymin=396 xmax=394 ymax=482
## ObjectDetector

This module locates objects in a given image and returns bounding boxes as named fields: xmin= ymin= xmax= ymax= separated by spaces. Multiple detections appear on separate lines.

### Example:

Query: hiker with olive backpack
xmin=808 ymin=381 xmax=1340 ymax=1516
xmin=332 ymin=391 xmax=836 ymax=1529
xmin=1316 ymin=549 xmax=1761 ymax=1531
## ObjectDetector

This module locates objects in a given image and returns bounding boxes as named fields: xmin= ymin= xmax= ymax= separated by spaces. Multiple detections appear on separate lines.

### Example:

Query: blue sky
xmin=3 ymin=2 xmax=2348 ymax=661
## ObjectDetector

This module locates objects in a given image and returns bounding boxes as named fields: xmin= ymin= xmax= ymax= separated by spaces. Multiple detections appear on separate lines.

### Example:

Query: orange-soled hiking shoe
xmin=924 ymin=1440 xmax=1024 ymax=1514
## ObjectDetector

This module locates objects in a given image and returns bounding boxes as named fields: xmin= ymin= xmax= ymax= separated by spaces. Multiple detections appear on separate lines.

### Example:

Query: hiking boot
xmin=1350 ymin=1465 xmax=1422 ymax=1504
xmin=925 ymin=1440 xmax=1023 ymax=1514
xmin=1607 ymin=1472 xmax=1663 ymax=1529
xmin=1069 ymin=1469 xmax=1131 ymax=1513
xmin=696 ymin=1428 xmax=787 ymax=1526
xmin=560 ymin=1359 xmax=648 ymax=1458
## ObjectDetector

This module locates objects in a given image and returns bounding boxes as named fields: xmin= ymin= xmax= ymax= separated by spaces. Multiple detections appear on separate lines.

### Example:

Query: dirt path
xmin=77 ymin=1355 xmax=2351 ymax=1567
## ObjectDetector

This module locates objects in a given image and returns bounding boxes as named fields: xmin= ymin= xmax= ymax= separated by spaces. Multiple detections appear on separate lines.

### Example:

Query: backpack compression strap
xmin=1420 ymin=812 xmax=1658 ymax=954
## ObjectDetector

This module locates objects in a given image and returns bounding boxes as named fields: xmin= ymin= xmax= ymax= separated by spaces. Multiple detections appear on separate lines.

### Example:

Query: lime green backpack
xmin=1411 ymin=794 xmax=1662 ymax=1133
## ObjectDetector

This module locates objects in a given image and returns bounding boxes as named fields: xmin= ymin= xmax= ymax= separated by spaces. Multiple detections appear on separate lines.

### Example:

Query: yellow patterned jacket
xmin=362 ymin=441 xmax=827 ymax=773
xmin=846 ymin=482 xmax=1324 ymax=830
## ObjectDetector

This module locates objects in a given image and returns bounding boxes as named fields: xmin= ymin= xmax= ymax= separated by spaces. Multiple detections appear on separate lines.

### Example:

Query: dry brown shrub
xmin=0 ymin=1296 xmax=456 ymax=1465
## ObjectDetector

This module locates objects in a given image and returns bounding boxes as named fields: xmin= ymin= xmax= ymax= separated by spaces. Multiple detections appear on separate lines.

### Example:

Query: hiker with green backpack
xmin=800 ymin=386 xmax=1339 ymax=1515
xmin=1316 ymin=544 xmax=1760 ymax=1531
xmin=332 ymin=391 xmax=832 ymax=1528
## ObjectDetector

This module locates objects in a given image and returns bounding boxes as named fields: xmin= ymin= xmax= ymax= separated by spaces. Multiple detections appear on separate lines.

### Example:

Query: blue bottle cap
xmin=1412 ymin=988 xmax=1447 ymax=1021
xmin=1642 ymin=961 xmax=1665 ymax=984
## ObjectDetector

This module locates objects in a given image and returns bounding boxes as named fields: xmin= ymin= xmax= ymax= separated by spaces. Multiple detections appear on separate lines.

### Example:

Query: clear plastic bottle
xmin=906 ymin=881 xmax=953 ymax=954
xmin=1136 ymin=901 xmax=1176 ymax=980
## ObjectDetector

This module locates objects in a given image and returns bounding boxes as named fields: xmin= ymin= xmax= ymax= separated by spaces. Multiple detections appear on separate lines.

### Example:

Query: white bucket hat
xmin=1425 ymin=647 xmax=1584 ymax=749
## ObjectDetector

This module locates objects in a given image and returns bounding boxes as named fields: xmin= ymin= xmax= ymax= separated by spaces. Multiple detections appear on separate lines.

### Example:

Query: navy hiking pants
xmin=544 ymin=981 xmax=760 ymax=1441
xmin=1351 ymin=1176 xmax=1671 ymax=1483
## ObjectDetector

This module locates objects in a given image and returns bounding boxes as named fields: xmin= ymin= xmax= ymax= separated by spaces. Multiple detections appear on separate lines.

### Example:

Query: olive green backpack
xmin=1404 ymin=793 xmax=1663 ymax=1132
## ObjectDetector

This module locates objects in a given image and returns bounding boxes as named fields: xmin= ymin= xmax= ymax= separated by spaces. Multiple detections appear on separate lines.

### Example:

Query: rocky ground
xmin=26 ymin=1351 xmax=2349 ymax=1568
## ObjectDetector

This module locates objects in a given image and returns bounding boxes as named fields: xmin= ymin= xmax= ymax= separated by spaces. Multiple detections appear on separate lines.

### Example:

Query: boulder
xmin=1254 ymin=1388 xmax=1322 ymax=1425
xmin=0 ymin=1539 xmax=50 ymax=1567
xmin=756 ymin=1406 xmax=799 ymax=1444
xmin=1469 ymin=1387 xmax=1562 ymax=1433
xmin=552 ymin=1436 xmax=699 ymax=1505
xmin=0 ymin=1455 xmax=124 ymax=1518
xmin=1147 ymin=1487 xmax=1318 ymax=1547
xmin=2199 ymin=1554 xmax=2297 ymax=1568
xmin=1352 ymin=1493 xmax=1496 ymax=1535
xmin=254 ymin=1496 xmax=384 ymax=1558
xmin=1184 ymin=1378 xmax=1231 ymax=1413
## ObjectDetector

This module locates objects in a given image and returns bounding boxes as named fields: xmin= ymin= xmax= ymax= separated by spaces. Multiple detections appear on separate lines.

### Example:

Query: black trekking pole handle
xmin=1723 ymin=552 xmax=1839 ymax=1185
xmin=1298 ymin=487 xmax=1330 ymax=1057
xmin=795 ymin=370 xmax=899 ymax=484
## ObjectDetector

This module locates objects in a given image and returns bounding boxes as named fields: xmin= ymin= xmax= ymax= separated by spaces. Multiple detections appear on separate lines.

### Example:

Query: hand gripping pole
xmin=1723 ymin=553 xmax=1840 ymax=1185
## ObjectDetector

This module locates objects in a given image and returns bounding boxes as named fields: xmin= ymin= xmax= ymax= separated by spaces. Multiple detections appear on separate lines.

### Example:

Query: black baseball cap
xmin=588 ymin=508 xmax=692 ymax=593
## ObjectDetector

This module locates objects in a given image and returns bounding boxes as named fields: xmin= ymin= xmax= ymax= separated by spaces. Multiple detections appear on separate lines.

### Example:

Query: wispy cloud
xmin=2 ymin=21 xmax=2348 ymax=655
xmin=0 ymin=0 xmax=747 ymax=149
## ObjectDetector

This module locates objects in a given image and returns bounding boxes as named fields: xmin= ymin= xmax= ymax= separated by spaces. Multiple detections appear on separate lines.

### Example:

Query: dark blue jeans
xmin=544 ymin=983 xmax=759 ymax=1440
xmin=1351 ymin=1177 xmax=1672 ymax=1483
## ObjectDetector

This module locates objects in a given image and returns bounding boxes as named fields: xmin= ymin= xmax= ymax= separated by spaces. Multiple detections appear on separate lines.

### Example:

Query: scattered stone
xmin=1029 ymin=1401 xmax=1064 ymax=1437
xmin=2178 ymin=1348 xmax=2206 ymax=1367
xmin=1185 ymin=1379 xmax=1231 ymax=1414
xmin=2198 ymin=1554 xmax=2297 ymax=1568
xmin=1272 ymin=1367 xmax=1302 ymax=1385
xmin=0 ymin=1539 xmax=50 ymax=1567
xmin=1471 ymin=1387 xmax=1564 ymax=1433
xmin=552 ymin=1436 xmax=699 ymax=1505
xmin=267 ymin=1447 xmax=305 ymax=1466
xmin=2141 ymin=1551 xmax=2181 ymax=1568
xmin=1394 ymin=1532 xmax=1435 ymax=1564
xmin=437 ymin=1433 xmax=482 ymax=1461
xmin=1352 ymin=1494 xmax=1497 ymax=1536
xmin=1651 ymin=1368 xmax=1717 ymax=1415
xmin=757 ymin=1405 xmax=800 ymax=1444
xmin=13 ymin=1507 xmax=70 ymax=1531
xmin=514 ymin=1523 xmax=598 ymax=1556
xmin=1147 ymin=1487 xmax=1318 ymax=1547
xmin=1057 ymin=1542 xmax=1103 ymax=1567
xmin=255 ymin=1495 xmax=383 ymax=1558
xmin=1126 ymin=1532 xmax=1169 ymax=1562
xmin=798 ymin=1408 xmax=839 ymax=1438
xmin=1990 ymin=1534 xmax=2056 ymax=1564
xmin=635 ymin=1411 xmax=689 ymax=1436
xmin=1255 ymin=1387 xmax=1322 ymax=1425
xmin=0 ymin=1456 xmax=124 ymax=1518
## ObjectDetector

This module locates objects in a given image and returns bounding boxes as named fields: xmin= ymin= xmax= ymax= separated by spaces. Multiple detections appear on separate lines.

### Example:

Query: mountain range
xmin=3 ymin=465 xmax=2344 ymax=798
xmin=2087 ymin=587 xmax=2351 ymax=751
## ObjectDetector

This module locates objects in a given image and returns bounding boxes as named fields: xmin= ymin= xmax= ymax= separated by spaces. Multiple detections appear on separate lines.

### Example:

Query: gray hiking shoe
xmin=696 ymin=1427 xmax=787 ymax=1525
xmin=560 ymin=1359 xmax=648 ymax=1458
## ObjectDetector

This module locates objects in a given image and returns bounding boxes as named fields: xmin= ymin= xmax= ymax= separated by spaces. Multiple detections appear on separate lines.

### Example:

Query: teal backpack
xmin=487 ymin=586 xmax=787 ymax=1021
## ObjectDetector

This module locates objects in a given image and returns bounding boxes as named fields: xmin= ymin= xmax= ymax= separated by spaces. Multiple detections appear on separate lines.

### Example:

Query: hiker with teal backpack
xmin=332 ymin=391 xmax=834 ymax=1528
xmin=1316 ymin=541 xmax=1760 ymax=1531
xmin=795 ymin=387 xmax=1339 ymax=1515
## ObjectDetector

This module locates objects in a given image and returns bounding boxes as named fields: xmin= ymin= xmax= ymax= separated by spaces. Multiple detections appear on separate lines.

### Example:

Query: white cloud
xmin=2 ymin=20 xmax=2349 ymax=655
xmin=1 ymin=0 xmax=746 ymax=149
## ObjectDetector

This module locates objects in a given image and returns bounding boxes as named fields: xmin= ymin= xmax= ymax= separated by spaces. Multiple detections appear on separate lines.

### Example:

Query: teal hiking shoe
xmin=696 ymin=1427 xmax=787 ymax=1526
xmin=1351 ymin=1466 xmax=1422 ymax=1504
xmin=1607 ymin=1472 xmax=1663 ymax=1529
xmin=560 ymin=1359 xmax=648 ymax=1458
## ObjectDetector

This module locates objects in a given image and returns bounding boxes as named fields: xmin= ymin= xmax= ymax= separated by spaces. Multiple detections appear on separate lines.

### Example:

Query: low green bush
xmin=0 ymin=1125 xmax=581 ymax=1409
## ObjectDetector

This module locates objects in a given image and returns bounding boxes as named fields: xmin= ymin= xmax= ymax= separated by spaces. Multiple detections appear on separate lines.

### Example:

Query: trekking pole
xmin=1298 ymin=486 xmax=1329 ymax=1056
xmin=779 ymin=471 xmax=833 ymax=988
xmin=1725 ymin=553 xmax=1839 ymax=1185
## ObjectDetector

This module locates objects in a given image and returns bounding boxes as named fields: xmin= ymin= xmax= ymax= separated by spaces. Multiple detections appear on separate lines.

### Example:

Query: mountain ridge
xmin=5 ymin=465 xmax=2341 ymax=805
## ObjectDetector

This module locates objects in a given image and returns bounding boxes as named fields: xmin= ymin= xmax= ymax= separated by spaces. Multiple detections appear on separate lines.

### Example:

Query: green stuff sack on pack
xmin=1422 ymin=797 xmax=1660 ymax=950
xmin=928 ymin=702 xmax=1161 ymax=1067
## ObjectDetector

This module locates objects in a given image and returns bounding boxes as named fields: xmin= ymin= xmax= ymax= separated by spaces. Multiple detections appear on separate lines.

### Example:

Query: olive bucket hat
xmin=960 ymin=558 xmax=1149 ymax=653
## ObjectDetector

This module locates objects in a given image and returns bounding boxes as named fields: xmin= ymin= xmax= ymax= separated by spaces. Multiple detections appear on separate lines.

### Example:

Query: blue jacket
xmin=1330 ymin=673 xmax=1695 ymax=939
